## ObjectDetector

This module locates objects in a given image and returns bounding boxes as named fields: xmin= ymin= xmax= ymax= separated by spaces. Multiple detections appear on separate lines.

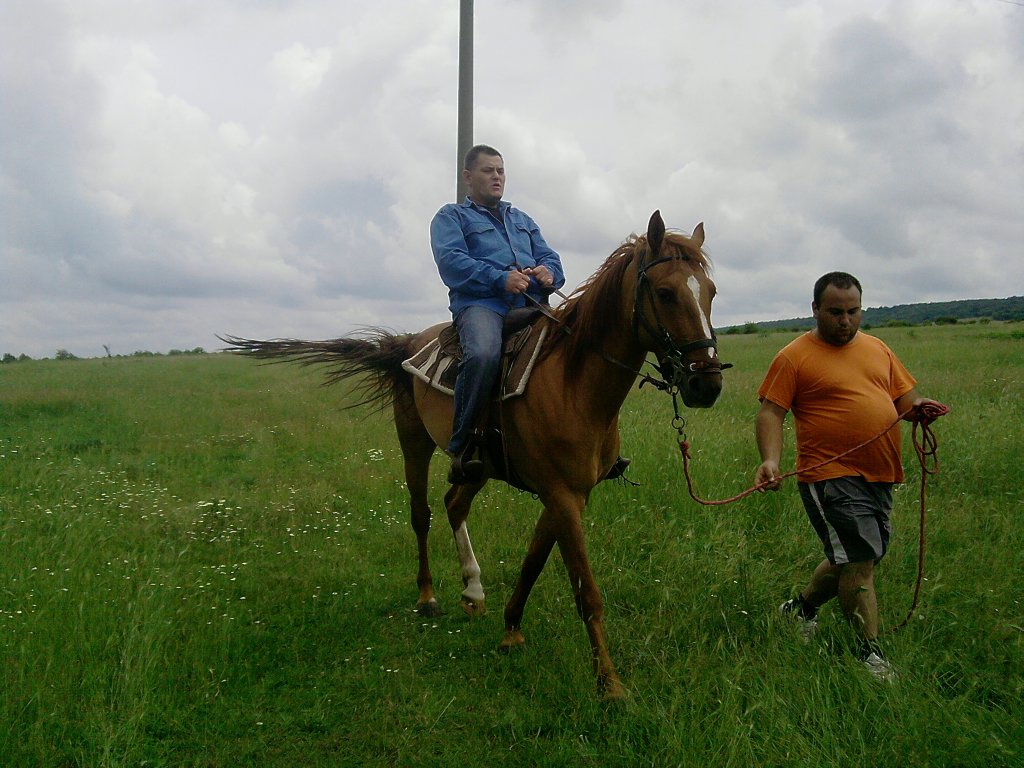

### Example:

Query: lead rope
xmin=676 ymin=399 xmax=950 ymax=632
xmin=890 ymin=402 xmax=949 ymax=632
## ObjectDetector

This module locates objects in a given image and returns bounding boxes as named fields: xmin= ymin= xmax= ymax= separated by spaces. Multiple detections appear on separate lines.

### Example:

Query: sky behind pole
xmin=2 ymin=0 xmax=1022 ymax=358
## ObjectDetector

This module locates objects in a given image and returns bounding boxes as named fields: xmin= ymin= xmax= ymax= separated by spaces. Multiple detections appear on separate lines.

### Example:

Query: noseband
xmin=632 ymin=254 xmax=731 ymax=388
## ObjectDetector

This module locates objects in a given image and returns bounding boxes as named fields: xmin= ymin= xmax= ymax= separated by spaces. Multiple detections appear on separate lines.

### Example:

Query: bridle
xmin=631 ymin=248 xmax=732 ymax=392
xmin=521 ymin=239 xmax=732 ymax=395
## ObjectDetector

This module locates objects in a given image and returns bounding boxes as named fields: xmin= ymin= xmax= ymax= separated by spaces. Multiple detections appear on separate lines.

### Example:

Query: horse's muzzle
xmin=659 ymin=354 xmax=725 ymax=408
xmin=682 ymin=370 xmax=723 ymax=408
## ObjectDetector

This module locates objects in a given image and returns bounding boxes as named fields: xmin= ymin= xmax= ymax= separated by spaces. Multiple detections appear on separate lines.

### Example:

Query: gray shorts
xmin=798 ymin=476 xmax=893 ymax=565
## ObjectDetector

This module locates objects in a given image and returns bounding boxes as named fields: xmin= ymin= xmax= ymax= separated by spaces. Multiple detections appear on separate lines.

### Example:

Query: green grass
xmin=1 ymin=324 xmax=1022 ymax=767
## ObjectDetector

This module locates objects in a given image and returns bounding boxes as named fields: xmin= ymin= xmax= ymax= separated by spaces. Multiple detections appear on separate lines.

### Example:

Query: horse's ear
xmin=691 ymin=222 xmax=705 ymax=248
xmin=647 ymin=210 xmax=665 ymax=258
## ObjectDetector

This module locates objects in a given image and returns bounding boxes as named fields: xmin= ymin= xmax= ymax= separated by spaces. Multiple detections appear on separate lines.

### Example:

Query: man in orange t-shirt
xmin=754 ymin=272 xmax=941 ymax=681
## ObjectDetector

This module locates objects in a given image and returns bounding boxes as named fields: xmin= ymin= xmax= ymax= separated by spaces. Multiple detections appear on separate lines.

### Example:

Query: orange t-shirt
xmin=758 ymin=331 xmax=916 ymax=483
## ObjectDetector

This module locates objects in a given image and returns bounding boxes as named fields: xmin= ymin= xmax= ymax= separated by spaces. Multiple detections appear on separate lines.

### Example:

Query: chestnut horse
xmin=222 ymin=211 xmax=726 ymax=699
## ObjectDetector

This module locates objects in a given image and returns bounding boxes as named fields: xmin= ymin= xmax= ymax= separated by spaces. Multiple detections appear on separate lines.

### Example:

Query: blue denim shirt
xmin=430 ymin=197 xmax=565 ymax=317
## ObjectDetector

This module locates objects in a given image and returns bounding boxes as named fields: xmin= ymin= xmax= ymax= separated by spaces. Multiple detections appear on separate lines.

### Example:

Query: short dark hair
xmin=813 ymin=271 xmax=862 ymax=307
xmin=464 ymin=144 xmax=502 ymax=171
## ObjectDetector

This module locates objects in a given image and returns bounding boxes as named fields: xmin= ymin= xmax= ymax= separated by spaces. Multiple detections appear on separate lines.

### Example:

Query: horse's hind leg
xmin=394 ymin=397 xmax=441 ymax=617
xmin=443 ymin=482 xmax=487 ymax=616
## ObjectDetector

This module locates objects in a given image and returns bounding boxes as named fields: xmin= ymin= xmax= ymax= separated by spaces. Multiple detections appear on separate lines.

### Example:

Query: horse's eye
xmin=655 ymin=288 xmax=677 ymax=305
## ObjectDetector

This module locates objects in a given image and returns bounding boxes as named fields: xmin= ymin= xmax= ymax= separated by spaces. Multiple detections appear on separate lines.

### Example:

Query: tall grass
xmin=1 ymin=324 xmax=1021 ymax=767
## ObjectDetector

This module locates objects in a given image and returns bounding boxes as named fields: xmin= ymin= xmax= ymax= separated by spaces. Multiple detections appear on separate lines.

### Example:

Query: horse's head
xmin=632 ymin=211 xmax=725 ymax=408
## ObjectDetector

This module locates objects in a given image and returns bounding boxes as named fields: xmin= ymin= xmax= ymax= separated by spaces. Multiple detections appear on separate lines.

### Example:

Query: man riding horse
xmin=430 ymin=144 xmax=629 ymax=484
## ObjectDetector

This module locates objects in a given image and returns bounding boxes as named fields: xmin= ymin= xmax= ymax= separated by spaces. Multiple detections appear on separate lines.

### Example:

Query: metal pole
xmin=456 ymin=0 xmax=473 ymax=202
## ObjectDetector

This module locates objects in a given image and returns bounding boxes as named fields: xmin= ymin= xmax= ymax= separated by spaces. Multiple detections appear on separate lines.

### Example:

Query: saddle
xmin=401 ymin=308 xmax=548 ymax=492
xmin=401 ymin=308 xmax=548 ymax=400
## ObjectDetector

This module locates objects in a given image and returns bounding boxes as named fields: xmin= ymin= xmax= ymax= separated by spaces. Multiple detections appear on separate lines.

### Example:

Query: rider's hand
xmin=523 ymin=265 xmax=553 ymax=288
xmin=505 ymin=269 xmax=530 ymax=294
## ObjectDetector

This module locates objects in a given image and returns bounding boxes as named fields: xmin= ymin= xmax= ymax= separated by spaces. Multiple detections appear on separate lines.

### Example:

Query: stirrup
xmin=604 ymin=455 xmax=631 ymax=481
xmin=448 ymin=441 xmax=484 ymax=485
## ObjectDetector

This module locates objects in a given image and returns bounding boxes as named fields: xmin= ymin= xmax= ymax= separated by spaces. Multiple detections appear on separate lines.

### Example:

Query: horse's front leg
xmin=556 ymin=510 xmax=626 ymax=701
xmin=499 ymin=510 xmax=557 ymax=652
xmin=444 ymin=482 xmax=487 ymax=616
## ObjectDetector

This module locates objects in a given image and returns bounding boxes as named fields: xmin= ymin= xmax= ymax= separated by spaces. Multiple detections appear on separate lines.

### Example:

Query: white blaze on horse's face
xmin=686 ymin=273 xmax=716 ymax=359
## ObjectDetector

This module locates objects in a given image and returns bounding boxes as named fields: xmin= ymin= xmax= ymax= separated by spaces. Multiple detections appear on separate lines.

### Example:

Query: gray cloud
xmin=1 ymin=0 xmax=1021 ymax=359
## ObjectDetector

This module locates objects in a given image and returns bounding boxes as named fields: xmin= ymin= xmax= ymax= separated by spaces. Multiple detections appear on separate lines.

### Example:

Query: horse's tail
xmin=218 ymin=330 xmax=414 ymax=411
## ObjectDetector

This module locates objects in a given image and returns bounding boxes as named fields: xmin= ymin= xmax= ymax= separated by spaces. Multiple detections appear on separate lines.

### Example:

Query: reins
xmin=676 ymin=399 xmax=950 ymax=632
xmin=521 ymin=289 xmax=714 ymax=388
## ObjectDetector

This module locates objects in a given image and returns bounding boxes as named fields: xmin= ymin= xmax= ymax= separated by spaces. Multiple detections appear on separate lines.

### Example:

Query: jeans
xmin=448 ymin=305 xmax=504 ymax=455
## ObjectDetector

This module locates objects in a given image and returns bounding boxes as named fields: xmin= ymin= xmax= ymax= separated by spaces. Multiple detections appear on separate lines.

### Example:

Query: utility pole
xmin=456 ymin=0 xmax=473 ymax=202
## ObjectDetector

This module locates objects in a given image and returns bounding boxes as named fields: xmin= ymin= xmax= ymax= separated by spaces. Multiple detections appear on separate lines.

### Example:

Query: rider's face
xmin=463 ymin=154 xmax=505 ymax=207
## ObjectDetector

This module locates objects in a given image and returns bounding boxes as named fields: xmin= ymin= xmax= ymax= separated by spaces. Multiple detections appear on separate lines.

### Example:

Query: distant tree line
xmin=6 ymin=296 xmax=1023 ymax=357
xmin=1 ymin=348 xmax=207 ymax=363
xmin=722 ymin=296 xmax=1024 ymax=335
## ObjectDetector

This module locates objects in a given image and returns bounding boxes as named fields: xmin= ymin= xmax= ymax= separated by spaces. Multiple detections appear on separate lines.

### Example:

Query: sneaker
xmin=861 ymin=651 xmax=896 ymax=683
xmin=779 ymin=598 xmax=818 ymax=642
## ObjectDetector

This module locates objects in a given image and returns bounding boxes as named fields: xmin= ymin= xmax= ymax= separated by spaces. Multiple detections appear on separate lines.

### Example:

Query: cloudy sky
xmin=2 ymin=0 xmax=1022 ymax=359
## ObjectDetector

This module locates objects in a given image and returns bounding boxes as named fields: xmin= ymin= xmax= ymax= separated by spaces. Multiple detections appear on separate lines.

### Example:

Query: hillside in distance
xmin=724 ymin=296 xmax=1024 ymax=332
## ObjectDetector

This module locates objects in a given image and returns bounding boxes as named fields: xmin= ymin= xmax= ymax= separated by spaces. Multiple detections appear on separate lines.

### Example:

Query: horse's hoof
xmin=599 ymin=677 xmax=629 ymax=703
xmin=460 ymin=597 xmax=486 ymax=617
xmin=498 ymin=629 xmax=525 ymax=654
xmin=416 ymin=599 xmax=444 ymax=617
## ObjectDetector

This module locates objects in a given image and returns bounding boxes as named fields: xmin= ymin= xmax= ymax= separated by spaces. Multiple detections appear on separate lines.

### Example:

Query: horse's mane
xmin=543 ymin=231 xmax=711 ymax=379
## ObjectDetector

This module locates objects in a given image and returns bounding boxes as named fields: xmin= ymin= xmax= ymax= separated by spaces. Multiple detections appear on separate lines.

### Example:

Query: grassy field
xmin=1 ymin=322 xmax=1022 ymax=767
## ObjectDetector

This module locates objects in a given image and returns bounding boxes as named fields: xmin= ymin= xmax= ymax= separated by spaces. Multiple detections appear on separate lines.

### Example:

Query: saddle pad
xmin=401 ymin=323 xmax=548 ymax=400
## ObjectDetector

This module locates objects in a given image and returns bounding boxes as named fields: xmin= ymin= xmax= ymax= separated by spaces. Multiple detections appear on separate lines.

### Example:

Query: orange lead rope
xmin=679 ymin=401 xmax=951 ymax=630
xmin=889 ymin=400 xmax=950 ymax=632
